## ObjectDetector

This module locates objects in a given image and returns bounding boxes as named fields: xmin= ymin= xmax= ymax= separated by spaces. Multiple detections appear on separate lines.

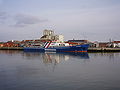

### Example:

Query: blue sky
xmin=0 ymin=0 xmax=120 ymax=41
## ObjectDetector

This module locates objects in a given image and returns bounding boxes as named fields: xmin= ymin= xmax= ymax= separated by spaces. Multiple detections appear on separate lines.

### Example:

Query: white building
xmin=40 ymin=30 xmax=64 ymax=42
xmin=43 ymin=30 xmax=54 ymax=36
xmin=55 ymin=35 xmax=64 ymax=42
xmin=112 ymin=41 xmax=120 ymax=48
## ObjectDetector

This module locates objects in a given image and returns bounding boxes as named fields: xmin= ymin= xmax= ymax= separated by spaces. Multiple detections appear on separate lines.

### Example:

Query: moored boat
xmin=24 ymin=41 xmax=89 ymax=52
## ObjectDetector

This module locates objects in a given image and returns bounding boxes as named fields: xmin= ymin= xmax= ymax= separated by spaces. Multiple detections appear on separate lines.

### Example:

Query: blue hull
xmin=24 ymin=44 xmax=89 ymax=52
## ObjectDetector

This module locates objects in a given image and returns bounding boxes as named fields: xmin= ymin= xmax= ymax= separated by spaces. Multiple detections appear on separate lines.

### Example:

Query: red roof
xmin=113 ymin=41 xmax=120 ymax=43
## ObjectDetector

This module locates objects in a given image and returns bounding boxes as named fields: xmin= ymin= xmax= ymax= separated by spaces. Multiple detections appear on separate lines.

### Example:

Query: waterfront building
xmin=98 ymin=42 xmax=109 ymax=48
xmin=2 ymin=41 xmax=19 ymax=47
xmin=53 ymin=35 xmax=64 ymax=42
xmin=68 ymin=40 xmax=89 ymax=43
xmin=43 ymin=29 xmax=54 ymax=36
xmin=0 ymin=42 xmax=4 ymax=47
xmin=112 ymin=41 xmax=120 ymax=48
xmin=40 ymin=29 xmax=64 ymax=42
xmin=67 ymin=39 xmax=90 ymax=46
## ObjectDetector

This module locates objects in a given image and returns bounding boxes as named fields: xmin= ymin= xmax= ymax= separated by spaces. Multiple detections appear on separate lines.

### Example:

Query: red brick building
xmin=2 ymin=42 xmax=19 ymax=47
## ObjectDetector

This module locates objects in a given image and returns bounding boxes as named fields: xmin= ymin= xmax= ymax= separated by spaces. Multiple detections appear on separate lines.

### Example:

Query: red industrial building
xmin=0 ymin=42 xmax=19 ymax=47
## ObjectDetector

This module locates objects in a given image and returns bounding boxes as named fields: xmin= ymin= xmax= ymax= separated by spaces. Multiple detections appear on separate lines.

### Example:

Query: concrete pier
xmin=0 ymin=47 xmax=23 ymax=50
xmin=0 ymin=47 xmax=120 ymax=52
xmin=88 ymin=48 xmax=120 ymax=52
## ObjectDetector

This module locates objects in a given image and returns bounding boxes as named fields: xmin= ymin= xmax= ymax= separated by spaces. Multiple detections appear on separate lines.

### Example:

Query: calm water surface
xmin=0 ymin=50 xmax=120 ymax=90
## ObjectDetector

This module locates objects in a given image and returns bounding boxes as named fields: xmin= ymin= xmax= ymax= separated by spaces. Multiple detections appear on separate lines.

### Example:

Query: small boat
xmin=24 ymin=41 xmax=89 ymax=52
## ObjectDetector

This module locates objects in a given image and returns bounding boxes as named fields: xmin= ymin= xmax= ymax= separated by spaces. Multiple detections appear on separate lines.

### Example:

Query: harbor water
xmin=0 ymin=50 xmax=120 ymax=90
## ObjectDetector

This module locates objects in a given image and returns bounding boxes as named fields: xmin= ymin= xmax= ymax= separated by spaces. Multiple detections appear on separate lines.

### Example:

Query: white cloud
xmin=0 ymin=11 xmax=9 ymax=24
xmin=13 ymin=14 xmax=48 ymax=27
xmin=0 ymin=12 xmax=48 ymax=27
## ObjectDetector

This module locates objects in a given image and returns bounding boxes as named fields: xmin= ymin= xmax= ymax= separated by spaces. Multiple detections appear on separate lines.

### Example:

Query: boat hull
xmin=24 ymin=44 xmax=89 ymax=52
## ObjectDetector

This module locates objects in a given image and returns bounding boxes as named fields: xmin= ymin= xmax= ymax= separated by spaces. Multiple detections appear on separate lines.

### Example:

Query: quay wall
xmin=0 ymin=47 xmax=120 ymax=52
xmin=0 ymin=47 xmax=23 ymax=50
xmin=88 ymin=48 xmax=120 ymax=52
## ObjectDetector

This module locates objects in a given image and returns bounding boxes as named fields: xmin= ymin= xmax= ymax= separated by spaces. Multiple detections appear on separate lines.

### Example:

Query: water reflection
xmin=23 ymin=52 xmax=89 ymax=64
xmin=0 ymin=50 xmax=23 ymax=55
xmin=21 ymin=52 xmax=89 ymax=72
xmin=89 ymin=52 xmax=120 ymax=63
xmin=0 ymin=50 xmax=120 ymax=90
xmin=0 ymin=50 xmax=89 ymax=72
xmin=0 ymin=50 xmax=89 ymax=63
xmin=1 ymin=50 xmax=120 ymax=64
